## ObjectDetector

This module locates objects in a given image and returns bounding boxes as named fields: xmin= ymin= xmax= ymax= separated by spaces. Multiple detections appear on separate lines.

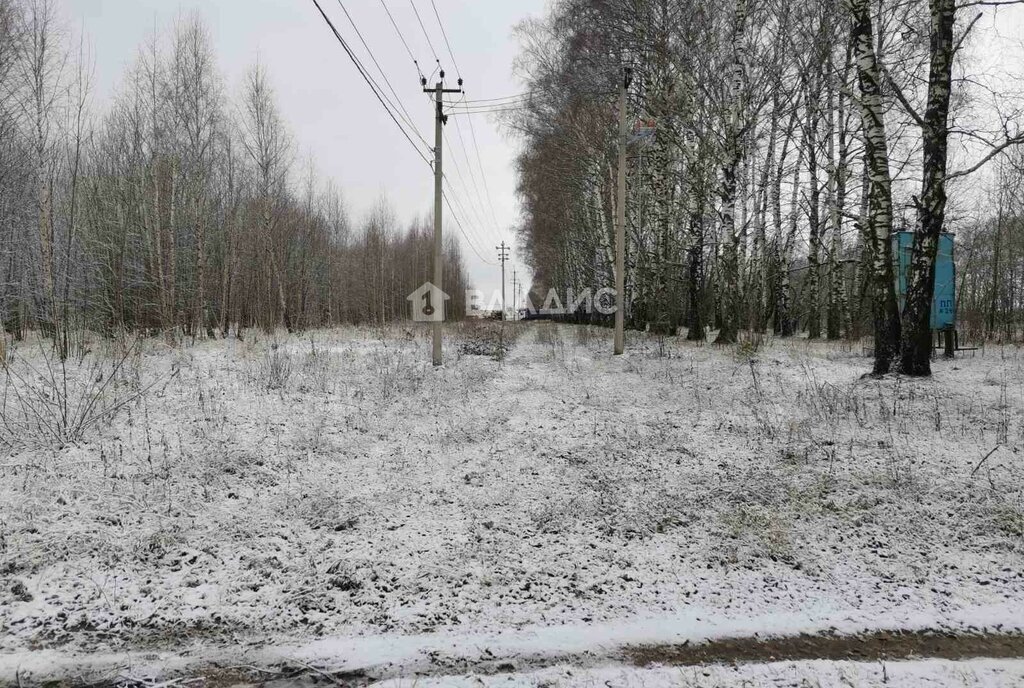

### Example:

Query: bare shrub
xmin=260 ymin=341 xmax=293 ymax=391
xmin=0 ymin=336 xmax=164 ymax=448
xmin=534 ymin=323 xmax=566 ymax=362
xmin=296 ymin=336 xmax=334 ymax=394
xmin=370 ymin=343 xmax=424 ymax=401
xmin=733 ymin=331 xmax=764 ymax=361
xmin=453 ymin=321 xmax=518 ymax=361
xmin=573 ymin=325 xmax=594 ymax=347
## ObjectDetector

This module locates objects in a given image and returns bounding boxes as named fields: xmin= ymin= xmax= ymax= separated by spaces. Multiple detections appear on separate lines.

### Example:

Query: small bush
xmin=0 ymin=336 xmax=160 ymax=448
xmin=733 ymin=331 xmax=765 ymax=361
xmin=454 ymin=321 xmax=518 ymax=361
xmin=296 ymin=337 xmax=334 ymax=394
xmin=261 ymin=342 xmax=293 ymax=391
xmin=370 ymin=344 xmax=424 ymax=401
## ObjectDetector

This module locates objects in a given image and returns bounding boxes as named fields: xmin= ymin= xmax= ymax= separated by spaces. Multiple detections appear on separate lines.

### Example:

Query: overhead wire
xmin=442 ymin=127 xmax=495 ymax=245
xmin=378 ymin=0 xmax=423 ymax=78
xmin=414 ymin=7 xmax=510 ymax=244
xmin=442 ymin=175 xmax=494 ymax=259
xmin=311 ymin=0 xmax=431 ymax=167
xmin=449 ymin=99 xmax=530 ymax=110
xmin=429 ymin=0 xmax=461 ymax=78
xmin=448 ymin=105 xmax=530 ymax=115
xmin=427 ymin=88 xmax=500 ymax=250
xmin=464 ymin=103 xmax=505 ymax=241
xmin=435 ymin=87 xmax=505 ymax=246
xmin=458 ymin=92 xmax=532 ymax=103
xmin=316 ymin=0 xmax=501 ymax=267
xmin=423 ymin=90 xmax=494 ymax=261
xmin=333 ymin=0 xmax=428 ymax=148
xmin=383 ymin=3 xmax=495 ymax=265
xmin=438 ymin=92 xmax=505 ymax=249
xmin=450 ymin=114 xmax=502 ymax=244
xmin=409 ymin=0 xmax=440 ymax=64
xmin=442 ymin=187 xmax=498 ymax=265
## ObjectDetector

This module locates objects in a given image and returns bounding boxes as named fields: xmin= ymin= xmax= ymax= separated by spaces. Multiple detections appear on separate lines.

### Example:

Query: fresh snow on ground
xmin=1 ymin=323 xmax=1023 ymax=682
xmin=5 ymin=606 xmax=1022 ymax=685
xmin=372 ymin=658 xmax=1024 ymax=688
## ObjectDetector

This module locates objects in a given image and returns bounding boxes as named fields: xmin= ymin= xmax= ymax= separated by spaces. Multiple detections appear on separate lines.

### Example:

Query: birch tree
xmin=241 ymin=62 xmax=292 ymax=331
xmin=713 ymin=0 xmax=749 ymax=344
xmin=19 ymin=0 xmax=64 ymax=336
xmin=849 ymin=0 xmax=900 ymax=375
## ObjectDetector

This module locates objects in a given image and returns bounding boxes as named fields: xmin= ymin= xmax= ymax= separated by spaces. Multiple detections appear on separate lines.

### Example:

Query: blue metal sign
xmin=893 ymin=231 xmax=956 ymax=330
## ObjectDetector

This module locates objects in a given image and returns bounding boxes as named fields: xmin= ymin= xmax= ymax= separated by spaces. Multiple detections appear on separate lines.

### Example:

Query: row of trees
xmin=0 ymin=0 xmax=468 ymax=353
xmin=955 ymin=161 xmax=1024 ymax=342
xmin=512 ymin=0 xmax=1024 ymax=375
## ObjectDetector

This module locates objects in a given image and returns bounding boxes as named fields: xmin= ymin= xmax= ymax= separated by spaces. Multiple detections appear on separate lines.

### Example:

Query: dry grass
xmin=0 ymin=333 xmax=169 ymax=450
xmin=1 ymin=325 xmax=1022 ymax=654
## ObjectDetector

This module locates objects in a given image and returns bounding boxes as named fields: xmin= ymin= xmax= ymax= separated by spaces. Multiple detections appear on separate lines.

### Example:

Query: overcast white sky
xmin=57 ymin=1 xmax=1023 ymax=304
xmin=61 ymin=0 xmax=546 ymax=301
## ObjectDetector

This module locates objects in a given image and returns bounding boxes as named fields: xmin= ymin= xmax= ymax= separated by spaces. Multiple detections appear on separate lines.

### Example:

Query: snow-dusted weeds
xmin=1 ymin=323 xmax=1023 ymax=680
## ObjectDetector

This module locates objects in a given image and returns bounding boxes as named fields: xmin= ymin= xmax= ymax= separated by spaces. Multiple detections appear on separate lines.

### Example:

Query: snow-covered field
xmin=378 ymin=658 xmax=1024 ymax=687
xmin=1 ymin=323 xmax=1023 ymax=684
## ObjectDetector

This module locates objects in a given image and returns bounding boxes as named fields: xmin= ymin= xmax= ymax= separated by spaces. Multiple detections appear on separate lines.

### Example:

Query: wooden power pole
xmin=497 ymin=241 xmax=510 ymax=320
xmin=423 ymin=71 xmax=463 ymax=366
xmin=511 ymin=269 xmax=518 ymax=321
xmin=614 ymin=66 xmax=632 ymax=355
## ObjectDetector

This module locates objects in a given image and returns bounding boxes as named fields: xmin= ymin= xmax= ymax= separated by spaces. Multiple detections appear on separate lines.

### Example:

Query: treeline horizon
xmin=510 ymin=0 xmax=1024 ymax=375
xmin=0 ymin=0 xmax=470 ymax=353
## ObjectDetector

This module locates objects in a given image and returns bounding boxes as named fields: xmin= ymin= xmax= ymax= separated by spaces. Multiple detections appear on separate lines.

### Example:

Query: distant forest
xmin=0 ymin=0 xmax=470 ymax=352
xmin=510 ymin=0 xmax=1024 ymax=375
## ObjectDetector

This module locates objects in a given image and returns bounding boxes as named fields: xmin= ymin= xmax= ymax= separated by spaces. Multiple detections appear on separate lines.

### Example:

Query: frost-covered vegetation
xmin=2 ymin=323 xmax=1022 ymax=663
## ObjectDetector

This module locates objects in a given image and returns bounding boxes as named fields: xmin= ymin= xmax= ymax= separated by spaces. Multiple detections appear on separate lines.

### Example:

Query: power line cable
xmin=450 ymin=116 xmax=502 ymax=244
xmin=433 ymin=90 xmax=501 ymax=246
xmin=413 ymin=14 xmax=508 ymax=241
xmin=442 ymin=171 xmax=494 ymax=254
xmin=460 ymin=93 xmax=533 ymax=104
xmin=316 ymin=0 xmax=494 ymax=266
xmin=415 ymin=92 xmax=493 ymax=263
xmin=449 ymin=105 xmax=530 ymax=115
xmin=437 ymin=126 xmax=493 ymax=245
xmin=424 ymin=91 xmax=490 ymax=237
xmin=442 ymin=188 xmax=497 ymax=265
xmin=312 ymin=0 xmax=431 ymax=167
xmin=450 ymin=105 xmax=530 ymax=114
xmin=464 ymin=103 xmax=506 ymax=239
xmin=333 ymin=0 xmax=428 ymax=148
xmin=449 ymin=99 xmax=528 ymax=109
xmin=409 ymin=0 xmax=440 ymax=64
xmin=430 ymin=92 xmax=501 ymax=248
xmin=378 ymin=0 xmax=423 ymax=78
xmin=441 ymin=128 xmax=494 ymax=243
xmin=429 ymin=0 xmax=460 ymax=77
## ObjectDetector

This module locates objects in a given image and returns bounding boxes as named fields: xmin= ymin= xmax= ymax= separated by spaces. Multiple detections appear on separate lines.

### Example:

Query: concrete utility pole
xmin=497 ymin=241 xmax=510 ymax=320
xmin=423 ymin=71 xmax=463 ymax=366
xmin=511 ymin=269 xmax=518 ymax=321
xmin=614 ymin=66 xmax=632 ymax=355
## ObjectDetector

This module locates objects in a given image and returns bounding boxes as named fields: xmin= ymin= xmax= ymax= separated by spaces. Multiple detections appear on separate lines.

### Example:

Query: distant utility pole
xmin=614 ymin=66 xmax=632 ymax=355
xmin=423 ymin=70 xmax=463 ymax=366
xmin=511 ymin=269 xmax=518 ymax=321
xmin=497 ymin=241 xmax=510 ymax=321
